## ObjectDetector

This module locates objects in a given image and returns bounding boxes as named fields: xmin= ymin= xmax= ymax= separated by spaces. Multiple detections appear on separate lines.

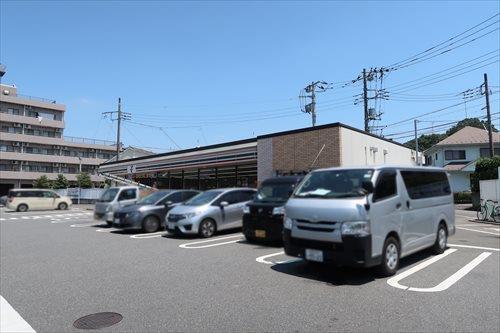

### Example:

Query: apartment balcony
xmin=0 ymin=170 xmax=104 ymax=182
xmin=0 ymin=112 xmax=65 ymax=129
xmin=0 ymin=132 xmax=117 ymax=151
xmin=0 ymin=93 xmax=66 ymax=112
xmin=0 ymin=151 xmax=107 ymax=165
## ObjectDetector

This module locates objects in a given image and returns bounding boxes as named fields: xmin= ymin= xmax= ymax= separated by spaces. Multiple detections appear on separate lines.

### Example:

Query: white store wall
xmin=340 ymin=127 xmax=416 ymax=166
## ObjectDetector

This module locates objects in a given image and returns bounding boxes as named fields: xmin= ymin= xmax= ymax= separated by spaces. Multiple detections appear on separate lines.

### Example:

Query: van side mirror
xmin=362 ymin=181 xmax=374 ymax=194
xmin=220 ymin=201 xmax=229 ymax=208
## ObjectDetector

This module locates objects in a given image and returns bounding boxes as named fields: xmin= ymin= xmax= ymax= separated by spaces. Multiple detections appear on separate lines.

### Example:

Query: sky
xmin=1 ymin=0 xmax=499 ymax=152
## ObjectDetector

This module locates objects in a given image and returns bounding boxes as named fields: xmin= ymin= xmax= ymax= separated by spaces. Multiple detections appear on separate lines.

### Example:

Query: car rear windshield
xmin=184 ymin=190 xmax=223 ymax=206
xmin=400 ymin=171 xmax=451 ymax=199
xmin=98 ymin=188 xmax=119 ymax=202
xmin=137 ymin=191 xmax=171 ymax=205
xmin=294 ymin=169 xmax=374 ymax=199
xmin=255 ymin=182 xmax=296 ymax=203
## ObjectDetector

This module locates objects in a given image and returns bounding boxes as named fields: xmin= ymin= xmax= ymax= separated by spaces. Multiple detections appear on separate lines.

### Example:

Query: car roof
xmin=10 ymin=188 xmax=53 ymax=191
xmin=312 ymin=165 xmax=446 ymax=172
xmin=203 ymin=187 xmax=256 ymax=192
xmin=261 ymin=176 xmax=303 ymax=184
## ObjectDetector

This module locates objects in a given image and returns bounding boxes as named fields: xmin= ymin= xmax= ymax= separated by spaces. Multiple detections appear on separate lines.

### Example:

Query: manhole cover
xmin=73 ymin=312 xmax=123 ymax=330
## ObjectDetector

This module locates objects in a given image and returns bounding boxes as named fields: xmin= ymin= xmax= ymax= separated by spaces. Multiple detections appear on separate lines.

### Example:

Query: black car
xmin=112 ymin=189 xmax=200 ymax=233
xmin=242 ymin=176 xmax=303 ymax=243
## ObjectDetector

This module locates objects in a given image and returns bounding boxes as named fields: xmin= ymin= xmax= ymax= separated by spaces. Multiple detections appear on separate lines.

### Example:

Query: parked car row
xmin=93 ymin=166 xmax=455 ymax=276
xmin=3 ymin=165 xmax=454 ymax=277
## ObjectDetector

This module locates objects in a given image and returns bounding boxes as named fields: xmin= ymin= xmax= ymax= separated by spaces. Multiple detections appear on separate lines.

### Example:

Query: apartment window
xmin=5 ymin=108 xmax=21 ymax=115
xmin=444 ymin=150 xmax=466 ymax=160
xmin=480 ymin=148 xmax=500 ymax=157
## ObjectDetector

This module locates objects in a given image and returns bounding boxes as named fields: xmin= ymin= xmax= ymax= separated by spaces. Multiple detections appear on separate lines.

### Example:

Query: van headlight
xmin=284 ymin=217 xmax=293 ymax=230
xmin=242 ymin=205 xmax=250 ymax=214
xmin=272 ymin=206 xmax=285 ymax=215
xmin=341 ymin=221 xmax=370 ymax=236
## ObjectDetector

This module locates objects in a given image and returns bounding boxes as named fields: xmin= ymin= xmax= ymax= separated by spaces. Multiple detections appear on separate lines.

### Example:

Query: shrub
xmin=33 ymin=175 xmax=52 ymax=189
xmin=454 ymin=191 xmax=472 ymax=204
xmin=52 ymin=174 xmax=69 ymax=189
xmin=471 ymin=156 xmax=500 ymax=192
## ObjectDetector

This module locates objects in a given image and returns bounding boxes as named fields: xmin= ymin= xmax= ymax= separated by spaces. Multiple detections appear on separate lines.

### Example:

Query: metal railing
xmin=16 ymin=94 xmax=57 ymax=104
xmin=63 ymin=136 xmax=116 ymax=146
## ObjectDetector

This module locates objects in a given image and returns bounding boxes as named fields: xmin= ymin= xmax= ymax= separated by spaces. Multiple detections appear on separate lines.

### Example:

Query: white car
xmin=6 ymin=189 xmax=73 ymax=212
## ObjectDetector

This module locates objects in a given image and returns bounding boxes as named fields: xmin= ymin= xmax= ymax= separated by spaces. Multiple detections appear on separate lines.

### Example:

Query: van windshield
xmin=184 ymin=190 xmax=223 ymax=206
xmin=255 ymin=183 xmax=295 ymax=203
xmin=294 ymin=169 xmax=374 ymax=199
xmin=99 ymin=188 xmax=119 ymax=202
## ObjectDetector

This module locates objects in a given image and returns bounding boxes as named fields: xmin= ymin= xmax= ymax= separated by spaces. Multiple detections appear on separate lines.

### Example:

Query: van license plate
xmin=255 ymin=230 xmax=266 ymax=238
xmin=305 ymin=249 xmax=323 ymax=262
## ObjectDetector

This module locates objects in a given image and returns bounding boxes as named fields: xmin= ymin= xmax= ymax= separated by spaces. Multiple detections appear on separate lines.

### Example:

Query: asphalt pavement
xmin=0 ymin=207 xmax=499 ymax=332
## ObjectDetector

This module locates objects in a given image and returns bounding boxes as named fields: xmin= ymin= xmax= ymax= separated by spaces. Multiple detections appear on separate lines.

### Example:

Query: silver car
xmin=165 ymin=188 xmax=256 ymax=238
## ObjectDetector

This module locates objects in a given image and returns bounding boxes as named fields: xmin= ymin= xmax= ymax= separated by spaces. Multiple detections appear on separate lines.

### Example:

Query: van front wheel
xmin=432 ymin=224 xmax=447 ymax=254
xmin=380 ymin=237 xmax=399 ymax=277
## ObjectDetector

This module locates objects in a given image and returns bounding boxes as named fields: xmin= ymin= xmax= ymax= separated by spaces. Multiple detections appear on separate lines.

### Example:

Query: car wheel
xmin=17 ymin=204 xmax=28 ymax=212
xmin=379 ymin=236 xmax=400 ymax=277
xmin=58 ymin=202 xmax=68 ymax=210
xmin=142 ymin=216 xmax=160 ymax=233
xmin=198 ymin=219 xmax=216 ymax=238
xmin=432 ymin=223 xmax=447 ymax=254
xmin=244 ymin=235 xmax=256 ymax=243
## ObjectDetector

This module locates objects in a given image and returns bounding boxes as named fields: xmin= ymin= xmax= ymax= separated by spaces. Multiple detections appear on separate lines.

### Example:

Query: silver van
xmin=166 ymin=188 xmax=256 ymax=238
xmin=94 ymin=186 xmax=140 ymax=224
xmin=283 ymin=166 xmax=454 ymax=276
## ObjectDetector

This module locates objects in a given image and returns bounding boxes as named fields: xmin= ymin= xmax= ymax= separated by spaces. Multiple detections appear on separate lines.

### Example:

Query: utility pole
xmin=102 ymin=98 xmax=131 ymax=162
xmin=414 ymin=119 xmax=421 ymax=166
xmin=483 ymin=73 xmax=494 ymax=157
xmin=301 ymin=81 xmax=328 ymax=127
xmin=116 ymin=98 xmax=122 ymax=161
xmin=363 ymin=69 xmax=369 ymax=132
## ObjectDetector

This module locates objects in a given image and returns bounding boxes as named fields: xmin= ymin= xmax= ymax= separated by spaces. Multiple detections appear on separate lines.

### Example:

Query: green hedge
xmin=471 ymin=156 xmax=500 ymax=193
xmin=454 ymin=191 xmax=472 ymax=204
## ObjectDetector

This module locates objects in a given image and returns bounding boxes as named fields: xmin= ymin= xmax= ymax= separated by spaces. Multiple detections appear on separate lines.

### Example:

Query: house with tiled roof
xmin=424 ymin=126 xmax=500 ymax=192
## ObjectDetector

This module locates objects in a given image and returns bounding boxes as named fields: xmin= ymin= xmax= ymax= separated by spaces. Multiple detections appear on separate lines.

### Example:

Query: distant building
xmin=424 ymin=126 xmax=500 ymax=192
xmin=105 ymin=146 xmax=154 ymax=163
xmin=0 ymin=69 xmax=117 ymax=195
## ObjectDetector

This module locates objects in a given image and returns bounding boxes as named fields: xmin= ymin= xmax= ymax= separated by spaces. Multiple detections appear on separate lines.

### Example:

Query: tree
xmin=445 ymin=118 xmax=497 ymax=136
xmin=33 ymin=175 xmax=52 ymax=189
xmin=76 ymin=172 xmax=92 ymax=188
xmin=470 ymin=156 xmax=500 ymax=192
xmin=404 ymin=133 xmax=446 ymax=151
xmin=52 ymin=174 xmax=69 ymax=189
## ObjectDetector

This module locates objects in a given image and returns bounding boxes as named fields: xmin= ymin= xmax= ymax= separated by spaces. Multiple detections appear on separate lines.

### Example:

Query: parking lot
xmin=1 ymin=208 xmax=499 ymax=332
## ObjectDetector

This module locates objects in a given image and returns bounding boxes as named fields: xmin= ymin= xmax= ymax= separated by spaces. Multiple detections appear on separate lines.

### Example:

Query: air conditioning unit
xmin=53 ymin=145 xmax=60 ymax=149
xmin=54 ymin=163 xmax=60 ymax=167
xmin=11 ymin=160 xmax=18 ymax=164
xmin=13 ymin=142 xmax=21 ymax=146
xmin=25 ymin=125 xmax=32 ymax=129
xmin=61 ymin=163 xmax=67 ymax=167
xmin=13 ymin=123 xmax=21 ymax=127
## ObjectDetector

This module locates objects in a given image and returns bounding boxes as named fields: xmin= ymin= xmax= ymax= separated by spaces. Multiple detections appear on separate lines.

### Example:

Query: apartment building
xmin=0 ymin=70 xmax=117 ymax=195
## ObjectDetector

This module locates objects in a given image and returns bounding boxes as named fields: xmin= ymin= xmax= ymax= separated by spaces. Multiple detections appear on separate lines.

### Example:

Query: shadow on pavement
xmin=270 ymin=249 xmax=436 ymax=286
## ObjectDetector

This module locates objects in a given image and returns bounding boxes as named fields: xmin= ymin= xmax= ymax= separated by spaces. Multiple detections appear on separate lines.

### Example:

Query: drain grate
xmin=73 ymin=312 xmax=123 ymax=330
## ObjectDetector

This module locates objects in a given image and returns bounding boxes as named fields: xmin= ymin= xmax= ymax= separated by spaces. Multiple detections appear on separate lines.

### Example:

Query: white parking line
xmin=0 ymin=295 xmax=36 ymax=333
xmin=456 ymin=227 xmax=500 ymax=235
xmin=256 ymin=251 xmax=301 ymax=265
xmin=70 ymin=223 xmax=100 ymax=228
xmin=96 ymin=228 xmax=120 ymax=233
xmin=130 ymin=232 xmax=167 ymax=239
xmin=449 ymin=243 xmax=500 ymax=251
xmin=387 ymin=249 xmax=492 ymax=292
xmin=387 ymin=249 xmax=456 ymax=290
xmin=179 ymin=235 xmax=243 ymax=249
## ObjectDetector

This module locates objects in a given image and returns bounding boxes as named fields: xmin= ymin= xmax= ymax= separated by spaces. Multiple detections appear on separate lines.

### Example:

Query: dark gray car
xmin=112 ymin=190 xmax=200 ymax=233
